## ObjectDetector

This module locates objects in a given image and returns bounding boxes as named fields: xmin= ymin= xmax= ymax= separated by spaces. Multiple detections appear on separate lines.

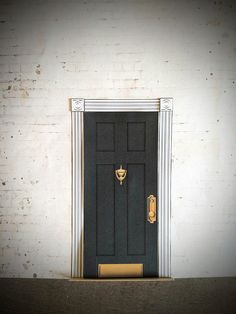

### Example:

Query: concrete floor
xmin=0 ymin=277 xmax=236 ymax=314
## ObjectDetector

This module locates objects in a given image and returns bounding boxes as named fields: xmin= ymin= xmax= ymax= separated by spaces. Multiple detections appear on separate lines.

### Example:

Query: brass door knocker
xmin=115 ymin=165 xmax=127 ymax=185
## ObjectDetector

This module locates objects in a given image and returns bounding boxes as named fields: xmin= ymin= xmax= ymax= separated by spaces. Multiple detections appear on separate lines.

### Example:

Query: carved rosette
xmin=160 ymin=98 xmax=173 ymax=111
xmin=71 ymin=98 xmax=85 ymax=112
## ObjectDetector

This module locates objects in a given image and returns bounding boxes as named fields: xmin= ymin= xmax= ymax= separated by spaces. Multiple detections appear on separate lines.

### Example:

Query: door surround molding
xmin=71 ymin=98 xmax=173 ymax=278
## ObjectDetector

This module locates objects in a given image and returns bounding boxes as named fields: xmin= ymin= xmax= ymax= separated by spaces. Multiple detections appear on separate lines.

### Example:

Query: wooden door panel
xmin=96 ymin=164 xmax=115 ymax=256
xmin=127 ymin=163 xmax=145 ymax=256
xmin=96 ymin=123 xmax=115 ymax=152
xmin=84 ymin=112 xmax=158 ymax=278
xmin=127 ymin=122 xmax=146 ymax=151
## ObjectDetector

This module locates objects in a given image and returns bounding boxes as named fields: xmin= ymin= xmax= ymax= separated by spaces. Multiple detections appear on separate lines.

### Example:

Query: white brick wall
xmin=0 ymin=0 xmax=236 ymax=278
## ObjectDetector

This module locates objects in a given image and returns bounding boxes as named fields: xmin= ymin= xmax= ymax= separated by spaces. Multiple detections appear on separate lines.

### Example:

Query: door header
xmin=71 ymin=98 xmax=173 ymax=112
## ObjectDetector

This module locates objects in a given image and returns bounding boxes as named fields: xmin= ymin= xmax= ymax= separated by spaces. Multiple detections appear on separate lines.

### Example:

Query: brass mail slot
xmin=98 ymin=264 xmax=143 ymax=278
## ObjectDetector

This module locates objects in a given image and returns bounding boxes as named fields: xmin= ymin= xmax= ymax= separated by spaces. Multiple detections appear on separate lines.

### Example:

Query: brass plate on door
xmin=98 ymin=264 xmax=143 ymax=278
xmin=147 ymin=195 xmax=157 ymax=223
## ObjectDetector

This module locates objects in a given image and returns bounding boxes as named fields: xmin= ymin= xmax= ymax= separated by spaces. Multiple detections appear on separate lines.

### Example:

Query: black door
xmin=84 ymin=112 xmax=158 ymax=278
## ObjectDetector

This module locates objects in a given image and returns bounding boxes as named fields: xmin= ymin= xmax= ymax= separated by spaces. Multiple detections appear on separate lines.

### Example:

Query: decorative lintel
xmin=160 ymin=98 xmax=173 ymax=111
xmin=71 ymin=98 xmax=85 ymax=112
xmin=71 ymin=98 xmax=173 ymax=112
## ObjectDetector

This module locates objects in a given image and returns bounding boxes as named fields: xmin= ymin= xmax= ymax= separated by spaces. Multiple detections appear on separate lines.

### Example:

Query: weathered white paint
xmin=0 ymin=0 xmax=236 ymax=278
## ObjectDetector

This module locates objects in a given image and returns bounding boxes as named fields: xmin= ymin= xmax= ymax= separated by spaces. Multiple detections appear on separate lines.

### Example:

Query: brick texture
xmin=0 ymin=0 xmax=236 ymax=278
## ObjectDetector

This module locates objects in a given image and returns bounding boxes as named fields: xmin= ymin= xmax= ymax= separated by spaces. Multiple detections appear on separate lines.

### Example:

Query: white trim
xmin=71 ymin=111 xmax=84 ymax=278
xmin=71 ymin=98 xmax=85 ymax=112
xmin=71 ymin=98 xmax=160 ymax=112
xmin=158 ymin=98 xmax=173 ymax=277
xmin=160 ymin=98 xmax=173 ymax=111
xmin=71 ymin=98 xmax=173 ymax=278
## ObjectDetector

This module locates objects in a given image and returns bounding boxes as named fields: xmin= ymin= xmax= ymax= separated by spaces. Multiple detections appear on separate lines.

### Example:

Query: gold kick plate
xmin=147 ymin=195 xmax=157 ymax=223
xmin=98 ymin=264 xmax=143 ymax=278
xmin=115 ymin=165 xmax=127 ymax=185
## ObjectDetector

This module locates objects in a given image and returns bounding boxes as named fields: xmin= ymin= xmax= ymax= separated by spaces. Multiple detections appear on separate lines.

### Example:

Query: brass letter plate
xmin=98 ymin=264 xmax=143 ymax=278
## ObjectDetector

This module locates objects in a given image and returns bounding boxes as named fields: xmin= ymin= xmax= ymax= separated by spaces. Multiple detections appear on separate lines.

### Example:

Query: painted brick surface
xmin=0 ymin=0 xmax=236 ymax=278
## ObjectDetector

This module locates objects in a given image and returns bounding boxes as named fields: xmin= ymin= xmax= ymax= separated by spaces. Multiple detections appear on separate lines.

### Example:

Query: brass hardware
xmin=115 ymin=165 xmax=127 ymax=185
xmin=147 ymin=195 xmax=157 ymax=223
xmin=98 ymin=264 xmax=143 ymax=278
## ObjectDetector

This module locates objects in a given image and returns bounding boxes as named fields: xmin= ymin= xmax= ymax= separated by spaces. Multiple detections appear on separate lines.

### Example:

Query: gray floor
xmin=0 ymin=277 xmax=236 ymax=314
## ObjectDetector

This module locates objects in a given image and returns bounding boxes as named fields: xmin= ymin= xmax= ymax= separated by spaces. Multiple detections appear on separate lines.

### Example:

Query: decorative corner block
xmin=71 ymin=98 xmax=85 ymax=112
xmin=160 ymin=98 xmax=173 ymax=111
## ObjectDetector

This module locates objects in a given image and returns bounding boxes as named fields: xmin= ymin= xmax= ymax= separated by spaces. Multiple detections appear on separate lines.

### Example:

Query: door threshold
xmin=69 ymin=277 xmax=174 ymax=282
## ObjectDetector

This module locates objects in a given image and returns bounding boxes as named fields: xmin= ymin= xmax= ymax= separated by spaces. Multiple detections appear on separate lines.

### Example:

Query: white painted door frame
xmin=71 ymin=98 xmax=173 ymax=278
